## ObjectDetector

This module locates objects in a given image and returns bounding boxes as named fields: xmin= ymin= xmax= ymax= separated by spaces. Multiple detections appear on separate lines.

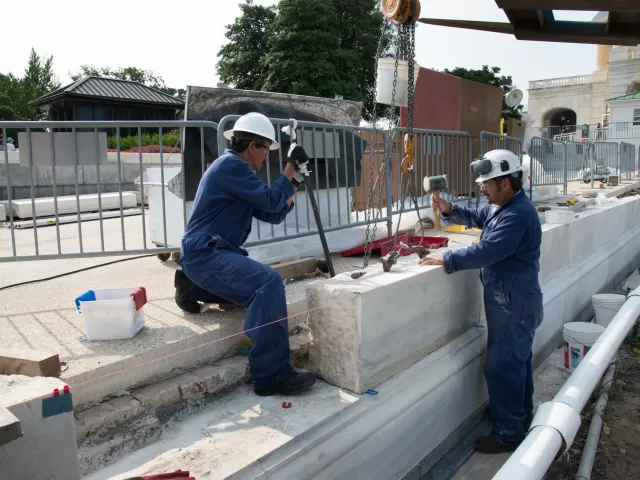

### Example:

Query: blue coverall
xmin=441 ymin=189 xmax=543 ymax=444
xmin=178 ymin=149 xmax=296 ymax=390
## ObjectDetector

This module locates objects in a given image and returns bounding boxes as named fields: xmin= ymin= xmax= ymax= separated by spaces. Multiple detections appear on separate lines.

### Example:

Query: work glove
xmin=287 ymin=143 xmax=311 ymax=187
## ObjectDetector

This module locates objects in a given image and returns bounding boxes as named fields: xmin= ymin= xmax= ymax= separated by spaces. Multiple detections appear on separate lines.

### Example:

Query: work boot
xmin=174 ymin=267 xmax=201 ymax=314
xmin=474 ymin=435 xmax=521 ymax=454
xmin=254 ymin=369 xmax=316 ymax=397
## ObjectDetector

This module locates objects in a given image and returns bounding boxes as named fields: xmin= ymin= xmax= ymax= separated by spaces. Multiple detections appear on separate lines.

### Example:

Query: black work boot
xmin=174 ymin=267 xmax=201 ymax=314
xmin=474 ymin=435 xmax=521 ymax=454
xmin=254 ymin=370 xmax=316 ymax=397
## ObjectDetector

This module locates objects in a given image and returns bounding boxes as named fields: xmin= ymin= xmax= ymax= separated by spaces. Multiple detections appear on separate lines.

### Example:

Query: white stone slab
xmin=0 ymin=375 xmax=80 ymax=480
xmin=10 ymin=192 xmax=137 ymax=219
xmin=0 ymin=203 xmax=5 ymax=221
xmin=308 ymin=263 xmax=482 ymax=394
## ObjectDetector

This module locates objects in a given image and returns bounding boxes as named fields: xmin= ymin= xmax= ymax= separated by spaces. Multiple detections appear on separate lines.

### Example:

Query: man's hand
xmin=431 ymin=194 xmax=451 ymax=216
xmin=287 ymin=143 xmax=311 ymax=187
xmin=417 ymin=255 xmax=445 ymax=266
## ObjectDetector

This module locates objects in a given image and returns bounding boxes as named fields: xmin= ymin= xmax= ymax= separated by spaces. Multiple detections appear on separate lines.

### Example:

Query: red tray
xmin=380 ymin=235 xmax=449 ymax=257
xmin=340 ymin=232 xmax=409 ymax=257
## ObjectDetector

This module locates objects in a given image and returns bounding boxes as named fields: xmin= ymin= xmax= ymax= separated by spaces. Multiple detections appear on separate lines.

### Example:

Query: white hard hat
xmin=474 ymin=149 xmax=522 ymax=184
xmin=223 ymin=112 xmax=280 ymax=150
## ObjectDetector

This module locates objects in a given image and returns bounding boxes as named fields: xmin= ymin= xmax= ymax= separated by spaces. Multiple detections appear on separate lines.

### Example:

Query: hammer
xmin=423 ymin=175 xmax=448 ymax=231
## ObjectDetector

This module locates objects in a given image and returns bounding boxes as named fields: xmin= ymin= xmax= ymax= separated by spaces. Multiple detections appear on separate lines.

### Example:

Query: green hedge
xmin=107 ymin=131 xmax=180 ymax=150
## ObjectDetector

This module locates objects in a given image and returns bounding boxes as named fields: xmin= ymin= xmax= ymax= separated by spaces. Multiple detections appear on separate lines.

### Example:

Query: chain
xmin=363 ymin=21 xmax=401 ymax=268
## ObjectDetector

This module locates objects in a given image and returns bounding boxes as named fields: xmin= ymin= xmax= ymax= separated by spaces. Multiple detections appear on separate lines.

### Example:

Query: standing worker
xmin=419 ymin=150 xmax=543 ymax=454
xmin=174 ymin=112 xmax=316 ymax=397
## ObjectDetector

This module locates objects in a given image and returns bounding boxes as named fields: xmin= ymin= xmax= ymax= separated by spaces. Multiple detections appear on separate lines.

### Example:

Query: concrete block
xmin=17 ymin=131 xmax=108 ymax=167
xmin=0 ymin=203 xmax=5 ymax=220
xmin=539 ymin=224 xmax=570 ymax=283
xmin=36 ymin=166 xmax=82 ymax=187
xmin=132 ymin=378 xmax=182 ymax=411
xmin=0 ymin=375 xmax=80 ymax=480
xmin=82 ymin=165 xmax=123 ymax=185
xmin=308 ymin=263 xmax=482 ymax=394
xmin=0 ymin=348 xmax=61 ymax=377
xmin=10 ymin=192 xmax=137 ymax=219
xmin=0 ymin=406 xmax=22 ymax=447
xmin=189 ymin=357 xmax=250 ymax=397
xmin=75 ymin=395 xmax=143 ymax=443
xmin=176 ymin=373 xmax=208 ymax=401
xmin=0 ymin=165 xmax=33 ymax=187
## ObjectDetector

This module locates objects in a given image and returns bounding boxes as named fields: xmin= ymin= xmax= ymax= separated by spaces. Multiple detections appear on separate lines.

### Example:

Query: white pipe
xmin=575 ymin=362 xmax=616 ymax=480
xmin=492 ymin=286 xmax=640 ymax=480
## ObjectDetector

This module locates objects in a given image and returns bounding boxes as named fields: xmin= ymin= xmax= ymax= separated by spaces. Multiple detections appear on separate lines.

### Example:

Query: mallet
xmin=423 ymin=175 xmax=448 ymax=231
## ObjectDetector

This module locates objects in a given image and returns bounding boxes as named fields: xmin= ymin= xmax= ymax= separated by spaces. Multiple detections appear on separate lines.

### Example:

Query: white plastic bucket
xmin=375 ymin=58 xmax=420 ymax=107
xmin=77 ymin=288 xmax=146 ymax=341
xmin=563 ymin=322 xmax=605 ymax=371
xmin=591 ymin=293 xmax=626 ymax=328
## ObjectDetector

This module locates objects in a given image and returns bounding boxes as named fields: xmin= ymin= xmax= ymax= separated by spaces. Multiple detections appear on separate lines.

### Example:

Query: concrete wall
xmin=610 ymin=99 xmax=640 ymax=124
xmin=308 ymin=196 xmax=640 ymax=395
xmin=0 ymin=164 xmax=142 ymax=201
xmin=609 ymin=56 xmax=640 ymax=100
xmin=17 ymin=132 xmax=108 ymax=167
xmin=0 ymin=375 xmax=80 ymax=480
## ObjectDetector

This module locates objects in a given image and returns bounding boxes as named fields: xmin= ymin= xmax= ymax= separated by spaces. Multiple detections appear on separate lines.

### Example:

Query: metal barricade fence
xmin=619 ymin=142 xmax=636 ymax=180
xmin=528 ymin=137 xmax=567 ymax=192
xmin=564 ymin=140 xmax=590 ymax=182
xmin=0 ymin=120 xmax=217 ymax=263
xmin=479 ymin=132 xmax=522 ymax=158
xmin=593 ymin=141 xmax=620 ymax=178
xmin=388 ymin=127 xmax=473 ymax=216
xmin=217 ymin=115 xmax=391 ymax=246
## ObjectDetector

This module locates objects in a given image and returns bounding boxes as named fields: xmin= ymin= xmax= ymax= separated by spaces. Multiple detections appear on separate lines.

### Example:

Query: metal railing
xmin=0 ymin=120 xmax=217 ymax=262
xmin=536 ymin=122 xmax=640 ymax=141
xmin=389 ymin=127 xmax=474 ymax=216
xmin=528 ymin=137 xmax=567 ymax=192
xmin=620 ymin=142 xmax=637 ymax=179
xmin=528 ymin=75 xmax=592 ymax=90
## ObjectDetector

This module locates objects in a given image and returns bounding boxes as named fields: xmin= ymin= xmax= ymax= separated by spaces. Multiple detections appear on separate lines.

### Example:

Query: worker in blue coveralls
xmin=419 ymin=149 xmax=543 ymax=454
xmin=174 ymin=112 xmax=316 ymax=397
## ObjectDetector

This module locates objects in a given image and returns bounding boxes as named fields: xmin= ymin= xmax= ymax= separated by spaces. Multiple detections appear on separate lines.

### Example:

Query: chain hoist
xmin=362 ymin=0 xmax=422 ymax=271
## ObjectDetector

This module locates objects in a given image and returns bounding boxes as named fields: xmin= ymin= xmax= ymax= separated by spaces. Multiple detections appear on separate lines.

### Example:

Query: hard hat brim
xmin=223 ymin=129 xmax=280 ymax=150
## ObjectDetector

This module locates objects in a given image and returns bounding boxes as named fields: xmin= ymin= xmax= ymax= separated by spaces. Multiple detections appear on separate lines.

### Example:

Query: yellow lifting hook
xmin=401 ymin=133 xmax=415 ymax=174
xmin=382 ymin=0 xmax=421 ymax=25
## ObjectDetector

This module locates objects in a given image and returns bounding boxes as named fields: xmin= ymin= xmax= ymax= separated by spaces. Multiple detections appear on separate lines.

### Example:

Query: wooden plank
xmin=0 ymin=348 xmax=61 ymax=377
xmin=0 ymin=407 xmax=22 ymax=447
xmin=271 ymin=258 xmax=318 ymax=279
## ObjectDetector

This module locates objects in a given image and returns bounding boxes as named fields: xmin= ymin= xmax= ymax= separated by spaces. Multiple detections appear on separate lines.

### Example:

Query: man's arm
xmin=253 ymin=201 xmax=294 ymax=225
xmin=442 ymin=212 xmax=528 ymax=273
xmin=224 ymin=159 xmax=295 ymax=213
xmin=443 ymin=203 xmax=492 ymax=229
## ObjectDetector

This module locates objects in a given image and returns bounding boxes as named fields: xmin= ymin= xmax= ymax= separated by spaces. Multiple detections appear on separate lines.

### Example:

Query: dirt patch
xmin=547 ymin=342 xmax=640 ymax=479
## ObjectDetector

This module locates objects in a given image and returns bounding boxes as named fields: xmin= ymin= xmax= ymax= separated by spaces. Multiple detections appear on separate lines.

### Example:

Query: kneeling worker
xmin=175 ymin=112 xmax=316 ymax=397
xmin=419 ymin=150 xmax=543 ymax=454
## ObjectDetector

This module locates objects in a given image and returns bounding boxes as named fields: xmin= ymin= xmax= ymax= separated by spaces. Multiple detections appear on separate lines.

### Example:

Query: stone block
xmin=0 ymin=165 xmax=34 ymax=188
xmin=539 ymin=224 xmax=570 ymax=284
xmin=307 ymin=261 xmax=482 ymax=394
xmin=36 ymin=166 xmax=82 ymax=187
xmin=132 ymin=378 xmax=181 ymax=411
xmin=176 ymin=373 xmax=208 ymax=401
xmin=0 ymin=203 xmax=5 ymax=221
xmin=75 ymin=395 xmax=143 ymax=442
xmin=0 ymin=406 xmax=21 ymax=447
xmin=82 ymin=165 xmax=123 ymax=185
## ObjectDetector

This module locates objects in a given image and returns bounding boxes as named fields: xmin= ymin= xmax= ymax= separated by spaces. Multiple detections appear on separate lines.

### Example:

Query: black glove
xmin=287 ymin=144 xmax=310 ymax=171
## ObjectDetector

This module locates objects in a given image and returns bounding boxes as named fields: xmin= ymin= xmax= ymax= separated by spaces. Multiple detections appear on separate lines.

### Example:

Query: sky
xmin=2 ymin=0 xmax=602 ymax=109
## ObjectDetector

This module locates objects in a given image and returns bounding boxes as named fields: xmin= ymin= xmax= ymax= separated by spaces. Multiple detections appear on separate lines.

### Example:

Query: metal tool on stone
xmin=423 ymin=175 xmax=448 ymax=231
xmin=282 ymin=120 xmax=335 ymax=278
xmin=381 ymin=241 xmax=430 ymax=272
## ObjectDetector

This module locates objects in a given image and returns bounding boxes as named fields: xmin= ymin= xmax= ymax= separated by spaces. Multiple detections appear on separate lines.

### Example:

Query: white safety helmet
xmin=472 ymin=149 xmax=522 ymax=184
xmin=223 ymin=112 xmax=280 ymax=150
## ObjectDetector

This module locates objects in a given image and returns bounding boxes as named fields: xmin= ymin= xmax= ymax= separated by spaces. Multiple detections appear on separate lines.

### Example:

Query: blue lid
xmin=74 ymin=290 xmax=96 ymax=311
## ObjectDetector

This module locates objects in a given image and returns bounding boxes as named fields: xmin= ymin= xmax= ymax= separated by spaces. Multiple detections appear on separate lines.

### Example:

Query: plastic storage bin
xmin=75 ymin=287 xmax=147 ymax=341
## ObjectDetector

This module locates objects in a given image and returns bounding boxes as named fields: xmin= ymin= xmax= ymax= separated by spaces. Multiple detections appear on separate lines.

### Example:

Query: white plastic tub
xmin=76 ymin=287 xmax=147 ymax=341
xmin=545 ymin=209 xmax=576 ymax=224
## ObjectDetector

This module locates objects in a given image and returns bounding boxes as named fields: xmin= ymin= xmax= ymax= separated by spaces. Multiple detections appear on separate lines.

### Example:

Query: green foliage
xmin=70 ymin=65 xmax=186 ymax=101
xmin=0 ymin=48 xmax=61 ymax=140
xmin=443 ymin=65 xmax=523 ymax=120
xmin=216 ymin=1 xmax=278 ymax=91
xmin=106 ymin=131 xmax=181 ymax=150
xmin=216 ymin=0 xmax=394 ymax=121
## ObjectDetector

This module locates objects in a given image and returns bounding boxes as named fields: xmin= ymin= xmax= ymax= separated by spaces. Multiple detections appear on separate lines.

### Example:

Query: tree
xmin=215 ymin=0 xmax=395 ymax=121
xmin=70 ymin=65 xmax=186 ymax=100
xmin=443 ymin=65 xmax=523 ymax=120
xmin=216 ymin=1 xmax=278 ymax=91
